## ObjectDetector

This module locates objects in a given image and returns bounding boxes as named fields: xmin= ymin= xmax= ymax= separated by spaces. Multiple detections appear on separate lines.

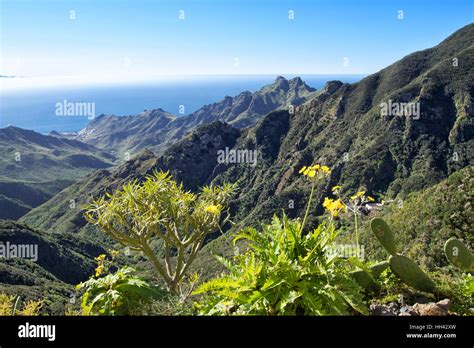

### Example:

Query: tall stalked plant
xmin=84 ymin=171 xmax=235 ymax=296
xmin=194 ymin=164 xmax=368 ymax=315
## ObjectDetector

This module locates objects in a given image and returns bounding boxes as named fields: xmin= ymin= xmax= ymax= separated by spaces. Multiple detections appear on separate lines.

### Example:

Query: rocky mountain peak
xmin=323 ymin=80 xmax=344 ymax=94
xmin=273 ymin=76 xmax=290 ymax=90
xmin=289 ymin=76 xmax=304 ymax=87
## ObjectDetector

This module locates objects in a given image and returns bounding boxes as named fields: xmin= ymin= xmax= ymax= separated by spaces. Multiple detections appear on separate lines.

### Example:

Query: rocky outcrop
xmin=413 ymin=299 xmax=451 ymax=316
xmin=70 ymin=77 xmax=317 ymax=156
xmin=369 ymin=299 xmax=452 ymax=316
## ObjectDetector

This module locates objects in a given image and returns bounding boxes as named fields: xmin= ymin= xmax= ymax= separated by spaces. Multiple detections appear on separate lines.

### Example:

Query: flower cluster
xmin=323 ymin=187 xmax=376 ymax=218
xmin=95 ymin=254 xmax=107 ymax=277
xmin=299 ymin=164 xmax=331 ymax=179
xmin=350 ymin=190 xmax=375 ymax=203
xmin=323 ymin=197 xmax=346 ymax=217
xmin=205 ymin=204 xmax=221 ymax=215
xmin=94 ymin=249 xmax=119 ymax=277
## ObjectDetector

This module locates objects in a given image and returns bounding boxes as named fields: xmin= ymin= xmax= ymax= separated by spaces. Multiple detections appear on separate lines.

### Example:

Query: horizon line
xmin=0 ymin=73 xmax=369 ymax=91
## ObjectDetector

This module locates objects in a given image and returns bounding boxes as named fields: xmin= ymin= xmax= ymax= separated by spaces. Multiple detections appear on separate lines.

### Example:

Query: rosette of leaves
xmin=194 ymin=214 xmax=367 ymax=315
xmin=77 ymin=266 xmax=167 ymax=315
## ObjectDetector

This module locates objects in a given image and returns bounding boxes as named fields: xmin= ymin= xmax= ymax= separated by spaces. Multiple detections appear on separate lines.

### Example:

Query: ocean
xmin=0 ymin=75 xmax=364 ymax=134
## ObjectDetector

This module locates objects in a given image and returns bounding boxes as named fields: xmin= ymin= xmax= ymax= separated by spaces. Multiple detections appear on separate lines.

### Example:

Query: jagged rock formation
xmin=20 ymin=24 xmax=473 ymax=237
xmin=70 ymin=77 xmax=316 ymax=155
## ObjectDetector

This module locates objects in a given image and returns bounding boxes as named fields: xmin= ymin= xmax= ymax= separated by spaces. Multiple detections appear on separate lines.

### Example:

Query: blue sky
xmin=1 ymin=0 xmax=473 ymax=83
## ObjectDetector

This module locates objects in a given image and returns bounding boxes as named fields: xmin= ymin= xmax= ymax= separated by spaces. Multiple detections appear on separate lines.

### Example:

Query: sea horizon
xmin=0 ymin=74 xmax=366 ymax=134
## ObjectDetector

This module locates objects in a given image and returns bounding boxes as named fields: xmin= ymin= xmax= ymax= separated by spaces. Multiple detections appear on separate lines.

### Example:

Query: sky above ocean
xmin=0 ymin=75 xmax=364 ymax=133
xmin=1 ymin=0 xmax=472 ymax=133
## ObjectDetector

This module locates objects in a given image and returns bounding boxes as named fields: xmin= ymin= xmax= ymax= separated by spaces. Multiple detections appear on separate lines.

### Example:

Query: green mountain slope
xmin=20 ymin=122 xmax=241 ymax=237
xmin=0 ymin=220 xmax=106 ymax=313
xmin=359 ymin=165 xmax=473 ymax=271
xmin=0 ymin=126 xmax=116 ymax=219
xmin=20 ymin=24 xmax=473 ymax=239
xmin=209 ymin=23 xmax=473 ymax=228
xmin=19 ymin=150 xmax=157 ymax=238
xmin=6 ymin=24 xmax=473 ymax=312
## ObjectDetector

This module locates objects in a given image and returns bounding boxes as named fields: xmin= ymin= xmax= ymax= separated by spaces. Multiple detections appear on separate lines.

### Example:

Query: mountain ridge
xmin=20 ymin=23 xmax=474 ymax=237
xmin=69 ymin=76 xmax=317 ymax=156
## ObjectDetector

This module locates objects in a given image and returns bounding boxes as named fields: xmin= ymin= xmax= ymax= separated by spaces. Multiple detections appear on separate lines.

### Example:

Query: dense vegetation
xmin=2 ymin=164 xmax=472 ymax=316
xmin=1 ymin=24 xmax=473 ymax=316
xmin=0 ymin=126 xmax=115 ymax=219
xmin=74 ymin=167 xmax=472 ymax=315
xmin=358 ymin=166 xmax=473 ymax=270
xmin=194 ymin=215 xmax=368 ymax=315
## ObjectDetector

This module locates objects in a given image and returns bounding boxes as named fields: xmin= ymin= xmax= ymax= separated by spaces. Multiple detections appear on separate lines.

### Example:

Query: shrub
xmin=85 ymin=171 xmax=235 ymax=296
xmin=0 ymin=293 xmax=43 ymax=316
xmin=77 ymin=266 xmax=167 ymax=315
xmin=194 ymin=214 xmax=368 ymax=315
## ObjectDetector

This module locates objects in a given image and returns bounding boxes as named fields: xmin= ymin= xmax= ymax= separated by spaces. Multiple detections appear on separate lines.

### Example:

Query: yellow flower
xmin=299 ymin=164 xmax=331 ymax=179
xmin=108 ymin=249 xmax=120 ymax=258
xmin=205 ymin=204 xmax=220 ymax=215
xmin=350 ymin=191 xmax=366 ymax=200
xmin=321 ymin=165 xmax=331 ymax=174
xmin=323 ymin=197 xmax=333 ymax=208
xmin=333 ymin=198 xmax=346 ymax=211
xmin=323 ymin=197 xmax=346 ymax=217
xmin=95 ymin=265 xmax=105 ymax=277
xmin=95 ymin=254 xmax=106 ymax=261
xmin=331 ymin=185 xmax=342 ymax=192
xmin=367 ymin=196 xmax=375 ymax=202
